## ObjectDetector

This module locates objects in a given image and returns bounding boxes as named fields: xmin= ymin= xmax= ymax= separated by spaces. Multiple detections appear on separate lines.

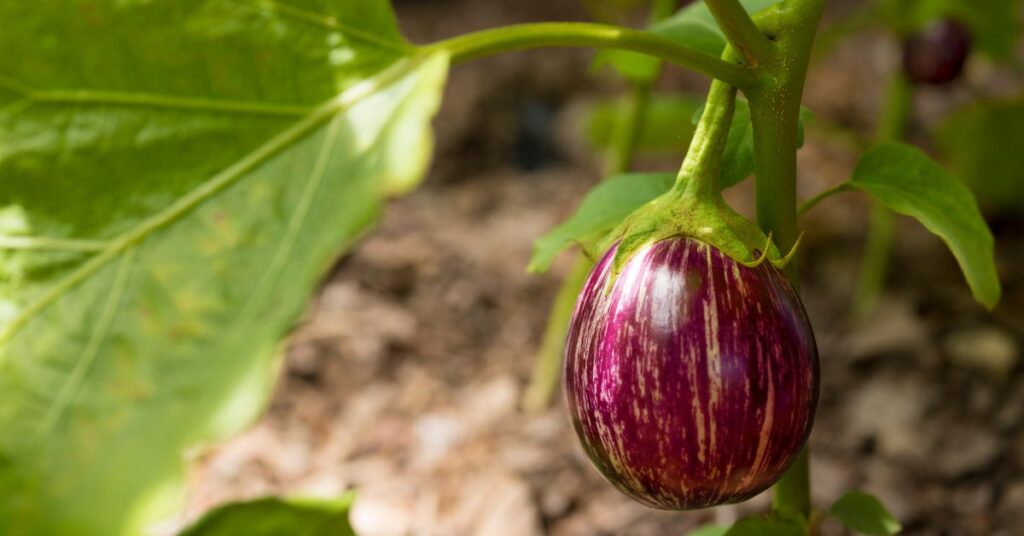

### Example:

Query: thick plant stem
xmin=853 ymin=73 xmax=911 ymax=316
xmin=773 ymin=447 xmax=810 ymax=518
xmin=428 ymin=22 xmax=759 ymax=89
xmin=705 ymin=0 xmax=776 ymax=66
xmin=746 ymin=0 xmax=826 ymax=519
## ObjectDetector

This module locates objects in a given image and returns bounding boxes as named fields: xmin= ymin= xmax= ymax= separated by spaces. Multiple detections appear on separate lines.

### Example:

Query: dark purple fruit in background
xmin=564 ymin=238 xmax=818 ymax=510
xmin=902 ymin=19 xmax=972 ymax=85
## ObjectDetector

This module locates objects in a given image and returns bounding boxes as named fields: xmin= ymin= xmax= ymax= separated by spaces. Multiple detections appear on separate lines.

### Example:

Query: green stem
xmin=523 ymin=256 xmax=593 ymax=411
xmin=677 ymin=75 xmax=738 ymax=199
xmin=746 ymin=0 xmax=826 ymax=519
xmin=798 ymin=182 xmax=852 ymax=215
xmin=853 ymin=73 xmax=912 ymax=316
xmin=705 ymin=0 xmax=776 ymax=66
xmin=774 ymin=447 xmax=811 ymax=518
xmin=853 ymin=205 xmax=894 ymax=316
xmin=606 ymin=81 xmax=654 ymax=174
xmin=427 ymin=22 xmax=760 ymax=89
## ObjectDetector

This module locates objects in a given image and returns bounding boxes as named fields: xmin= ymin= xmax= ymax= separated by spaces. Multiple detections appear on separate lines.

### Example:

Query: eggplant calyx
xmin=739 ymin=231 xmax=803 ymax=269
xmin=600 ymin=185 xmax=789 ymax=286
xmin=739 ymin=232 xmax=773 ymax=268
xmin=770 ymin=232 xmax=803 ymax=269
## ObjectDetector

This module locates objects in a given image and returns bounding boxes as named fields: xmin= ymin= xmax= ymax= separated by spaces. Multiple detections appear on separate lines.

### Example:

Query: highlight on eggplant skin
xmin=563 ymin=237 xmax=819 ymax=510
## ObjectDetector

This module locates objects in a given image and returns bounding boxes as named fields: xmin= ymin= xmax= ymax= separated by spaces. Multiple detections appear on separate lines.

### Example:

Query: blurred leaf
xmin=528 ymin=173 xmax=674 ymax=272
xmin=179 ymin=495 xmax=356 ymax=536
xmin=724 ymin=513 xmax=806 ymax=536
xmin=848 ymin=143 xmax=1000 ymax=308
xmin=0 ymin=1 xmax=447 ymax=534
xmin=594 ymin=0 xmax=782 ymax=81
xmin=688 ymin=525 xmax=730 ymax=536
xmin=581 ymin=0 xmax=651 ymax=24
xmin=585 ymin=93 xmax=703 ymax=153
xmin=937 ymin=98 xmax=1024 ymax=214
xmin=829 ymin=490 xmax=902 ymax=535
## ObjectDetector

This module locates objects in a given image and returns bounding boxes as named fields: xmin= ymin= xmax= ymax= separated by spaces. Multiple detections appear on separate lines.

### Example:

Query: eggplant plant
xmin=0 ymin=0 xmax=1008 ymax=534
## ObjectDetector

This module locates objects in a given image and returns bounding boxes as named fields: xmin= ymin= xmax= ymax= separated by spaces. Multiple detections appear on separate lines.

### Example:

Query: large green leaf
xmin=848 ymin=143 xmax=1000 ymax=309
xmin=937 ymin=98 xmax=1024 ymax=214
xmin=179 ymin=495 xmax=356 ymax=536
xmin=594 ymin=0 xmax=781 ymax=80
xmin=829 ymin=490 xmax=902 ymax=536
xmin=0 ymin=1 xmax=448 ymax=534
xmin=528 ymin=173 xmax=675 ymax=273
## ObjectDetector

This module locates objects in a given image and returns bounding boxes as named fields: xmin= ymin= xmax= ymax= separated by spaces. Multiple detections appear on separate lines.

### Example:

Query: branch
xmin=426 ymin=22 xmax=760 ymax=90
xmin=705 ymin=0 xmax=775 ymax=66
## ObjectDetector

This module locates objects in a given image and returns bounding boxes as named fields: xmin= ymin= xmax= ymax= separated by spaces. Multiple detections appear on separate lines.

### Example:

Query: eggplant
xmin=903 ymin=19 xmax=972 ymax=85
xmin=564 ymin=237 xmax=818 ymax=510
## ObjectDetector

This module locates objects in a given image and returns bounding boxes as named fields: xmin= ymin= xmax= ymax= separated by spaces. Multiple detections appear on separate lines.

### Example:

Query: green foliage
xmin=724 ymin=513 xmax=806 ymax=536
xmin=533 ymin=96 xmax=812 ymax=274
xmin=594 ymin=0 xmax=782 ymax=81
xmin=0 ymin=1 xmax=448 ymax=534
xmin=829 ymin=490 xmax=902 ymax=535
xmin=528 ymin=173 xmax=675 ymax=273
xmin=849 ymin=143 xmax=1000 ymax=309
xmin=178 ymin=495 xmax=356 ymax=536
xmin=585 ymin=94 xmax=702 ymax=154
xmin=937 ymin=98 xmax=1024 ymax=214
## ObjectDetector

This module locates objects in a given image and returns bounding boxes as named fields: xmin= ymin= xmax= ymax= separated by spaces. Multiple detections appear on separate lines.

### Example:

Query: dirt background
xmin=177 ymin=1 xmax=1024 ymax=534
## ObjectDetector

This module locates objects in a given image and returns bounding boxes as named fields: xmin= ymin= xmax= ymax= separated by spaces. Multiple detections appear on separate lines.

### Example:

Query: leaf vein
xmin=31 ymin=247 xmax=136 ymax=446
xmin=0 ymin=236 xmax=110 ymax=253
xmin=0 ymin=57 xmax=422 ymax=346
xmin=240 ymin=0 xmax=410 ymax=54
xmin=26 ymin=88 xmax=312 ymax=117
xmin=238 ymin=113 xmax=343 ymax=322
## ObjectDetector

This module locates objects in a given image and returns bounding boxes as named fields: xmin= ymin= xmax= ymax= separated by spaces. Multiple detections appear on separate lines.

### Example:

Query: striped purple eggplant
xmin=564 ymin=237 xmax=818 ymax=510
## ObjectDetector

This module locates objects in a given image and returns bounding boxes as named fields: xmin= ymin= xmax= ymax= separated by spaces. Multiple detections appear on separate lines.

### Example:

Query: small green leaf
xmin=829 ymin=490 xmax=902 ymax=536
xmin=937 ymin=98 xmax=1024 ymax=214
xmin=528 ymin=173 xmax=674 ymax=273
xmin=179 ymin=495 xmax=356 ymax=536
xmin=849 ymin=143 xmax=1000 ymax=308
xmin=594 ymin=0 xmax=782 ymax=81
xmin=724 ymin=513 xmax=806 ymax=536
xmin=585 ymin=94 xmax=702 ymax=154
xmin=688 ymin=525 xmax=730 ymax=536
